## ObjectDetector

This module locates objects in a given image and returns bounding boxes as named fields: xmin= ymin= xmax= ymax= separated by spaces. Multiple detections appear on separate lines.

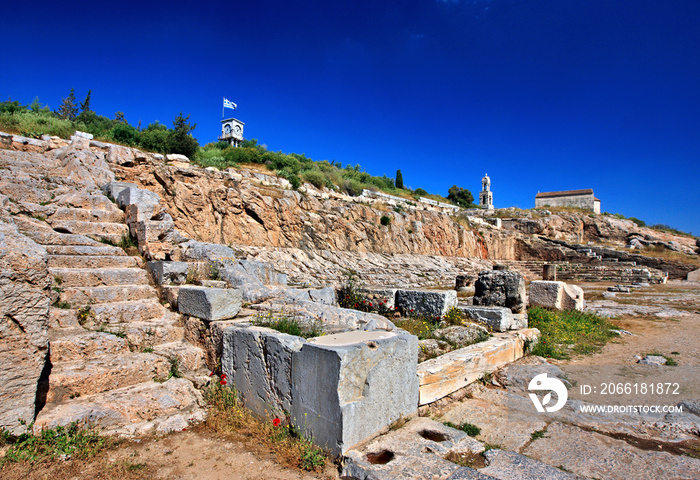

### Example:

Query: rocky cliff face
xmin=0 ymin=220 xmax=51 ymax=433
xmin=114 ymin=161 xmax=522 ymax=260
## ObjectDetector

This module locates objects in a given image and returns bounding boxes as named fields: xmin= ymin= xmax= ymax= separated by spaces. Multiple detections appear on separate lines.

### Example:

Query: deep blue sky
xmin=2 ymin=0 xmax=699 ymax=235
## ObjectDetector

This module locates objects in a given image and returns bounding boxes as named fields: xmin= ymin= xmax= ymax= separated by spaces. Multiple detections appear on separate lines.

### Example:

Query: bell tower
xmin=479 ymin=173 xmax=494 ymax=210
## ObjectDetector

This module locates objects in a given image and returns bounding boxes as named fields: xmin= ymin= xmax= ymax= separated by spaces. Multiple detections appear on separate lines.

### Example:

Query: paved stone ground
xmin=344 ymin=280 xmax=700 ymax=479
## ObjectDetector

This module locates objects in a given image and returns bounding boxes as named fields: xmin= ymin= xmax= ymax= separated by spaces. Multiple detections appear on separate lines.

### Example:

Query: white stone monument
xmin=479 ymin=173 xmax=494 ymax=210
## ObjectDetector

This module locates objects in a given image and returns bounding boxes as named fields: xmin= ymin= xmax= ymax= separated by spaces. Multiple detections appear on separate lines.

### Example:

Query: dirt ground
xmin=1 ymin=424 xmax=340 ymax=480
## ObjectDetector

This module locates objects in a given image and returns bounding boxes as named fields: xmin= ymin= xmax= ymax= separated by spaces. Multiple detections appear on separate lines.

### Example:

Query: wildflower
xmin=221 ymin=373 xmax=227 ymax=380
xmin=369 ymin=303 xmax=373 ymax=307
xmin=410 ymin=309 xmax=414 ymax=313
xmin=220 ymin=379 xmax=227 ymax=386
xmin=273 ymin=417 xmax=281 ymax=427
xmin=209 ymin=372 xmax=214 ymax=376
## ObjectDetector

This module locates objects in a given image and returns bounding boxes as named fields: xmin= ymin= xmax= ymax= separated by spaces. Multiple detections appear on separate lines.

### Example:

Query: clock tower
xmin=219 ymin=118 xmax=245 ymax=147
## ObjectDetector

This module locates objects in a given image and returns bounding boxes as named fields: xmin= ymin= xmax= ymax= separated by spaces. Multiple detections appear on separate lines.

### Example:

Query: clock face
xmin=224 ymin=124 xmax=232 ymax=134
xmin=234 ymin=125 xmax=242 ymax=135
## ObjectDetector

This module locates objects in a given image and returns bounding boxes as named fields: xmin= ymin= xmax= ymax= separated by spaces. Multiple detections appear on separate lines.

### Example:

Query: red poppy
xmin=221 ymin=373 xmax=227 ymax=380
xmin=220 ymin=379 xmax=227 ymax=385
xmin=209 ymin=372 xmax=214 ymax=376
xmin=369 ymin=303 xmax=373 ymax=307
xmin=273 ymin=418 xmax=281 ymax=427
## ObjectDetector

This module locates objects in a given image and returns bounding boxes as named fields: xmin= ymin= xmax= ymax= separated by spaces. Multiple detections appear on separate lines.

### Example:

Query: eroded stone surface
xmin=0 ymin=221 xmax=51 ymax=433
xmin=473 ymin=271 xmax=526 ymax=313
xmin=396 ymin=289 xmax=458 ymax=317
xmin=292 ymin=330 xmax=419 ymax=455
xmin=529 ymin=280 xmax=584 ymax=311
xmin=178 ymin=286 xmax=242 ymax=321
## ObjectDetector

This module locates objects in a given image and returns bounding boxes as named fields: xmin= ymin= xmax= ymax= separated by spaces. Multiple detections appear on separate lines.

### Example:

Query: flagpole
xmin=222 ymin=97 xmax=224 ymax=119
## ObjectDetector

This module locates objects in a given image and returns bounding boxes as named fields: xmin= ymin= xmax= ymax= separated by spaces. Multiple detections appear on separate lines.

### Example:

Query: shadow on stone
xmin=366 ymin=450 xmax=395 ymax=464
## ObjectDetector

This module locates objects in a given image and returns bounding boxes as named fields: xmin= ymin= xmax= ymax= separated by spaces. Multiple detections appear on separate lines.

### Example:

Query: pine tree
xmin=395 ymin=169 xmax=404 ymax=189
xmin=79 ymin=89 xmax=92 ymax=114
xmin=56 ymin=88 xmax=78 ymax=121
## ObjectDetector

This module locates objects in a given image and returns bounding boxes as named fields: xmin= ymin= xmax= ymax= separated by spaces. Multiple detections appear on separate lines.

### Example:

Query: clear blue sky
xmin=2 ymin=0 xmax=699 ymax=235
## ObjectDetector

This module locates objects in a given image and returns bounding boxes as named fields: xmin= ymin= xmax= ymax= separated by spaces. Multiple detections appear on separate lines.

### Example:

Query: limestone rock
xmin=177 ymin=286 xmax=242 ymax=321
xmin=0 ymin=221 xmax=51 ymax=433
xmin=342 ymin=417 xmax=483 ymax=480
xmin=222 ymin=325 xmax=304 ymax=418
xmin=395 ymin=289 xmax=458 ymax=317
xmin=292 ymin=330 xmax=419 ymax=455
xmin=459 ymin=305 xmax=519 ymax=332
xmin=481 ymin=449 xmax=584 ymax=480
xmin=529 ymin=281 xmax=584 ymax=311
xmin=147 ymin=261 xmax=189 ymax=285
xmin=687 ymin=269 xmax=700 ymax=282
xmin=472 ymin=270 xmax=526 ymax=313
xmin=637 ymin=355 xmax=667 ymax=365
xmin=419 ymin=338 xmax=451 ymax=360
xmin=417 ymin=329 xmax=539 ymax=405
xmin=433 ymin=324 xmax=488 ymax=346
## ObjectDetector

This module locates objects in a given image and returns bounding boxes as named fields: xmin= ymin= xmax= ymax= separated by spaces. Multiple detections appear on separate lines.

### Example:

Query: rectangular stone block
xmin=132 ymin=220 xmax=175 ymax=244
xmin=222 ymin=326 xmax=305 ymax=418
xmin=178 ymin=286 xmax=242 ymax=321
xmin=395 ymin=289 xmax=457 ymax=317
xmin=529 ymin=280 xmax=584 ymax=311
xmin=102 ymin=182 xmax=137 ymax=201
xmin=459 ymin=305 xmax=521 ymax=332
xmin=291 ymin=330 xmax=419 ymax=455
xmin=687 ymin=269 xmax=700 ymax=282
xmin=417 ymin=329 xmax=540 ymax=405
xmin=147 ymin=261 xmax=189 ymax=285
xmin=116 ymin=186 xmax=160 ymax=211
xmin=358 ymin=288 xmax=397 ymax=309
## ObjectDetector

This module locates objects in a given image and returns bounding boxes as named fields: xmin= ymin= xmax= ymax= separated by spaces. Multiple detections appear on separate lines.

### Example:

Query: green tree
xmin=114 ymin=111 xmax=126 ymax=123
xmin=56 ymin=88 xmax=78 ymax=121
xmin=168 ymin=112 xmax=198 ymax=158
xmin=395 ymin=169 xmax=404 ymax=189
xmin=447 ymin=185 xmax=474 ymax=208
xmin=79 ymin=90 xmax=92 ymax=114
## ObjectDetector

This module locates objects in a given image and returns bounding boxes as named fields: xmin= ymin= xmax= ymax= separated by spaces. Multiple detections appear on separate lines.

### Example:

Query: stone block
xmin=417 ymin=329 xmax=539 ymax=405
xmin=529 ymin=281 xmax=584 ymax=311
xmin=178 ymin=286 xmax=242 ymax=321
xmin=222 ymin=326 xmax=305 ymax=418
xmin=291 ymin=330 xmax=419 ymax=455
xmin=102 ymin=182 xmax=137 ymax=201
xmin=116 ymin=186 xmax=160 ymax=213
xmin=358 ymin=288 xmax=397 ymax=309
xmin=132 ymin=220 xmax=175 ymax=244
xmin=395 ymin=289 xmax=457 ymax=317
xmin=147 ymin=261 xmax=189 ymax=285
xmin=687 ymin=269 xmax=700 ymax=282
xmin=459 ymin=306 xmax=518 ymax=332
xmin=473 ymin=270 xmax=526 ymax=313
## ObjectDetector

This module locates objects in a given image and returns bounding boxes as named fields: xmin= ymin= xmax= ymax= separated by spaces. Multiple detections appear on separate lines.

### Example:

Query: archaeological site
xmin=1 ymin=130 xmax=699 ymax=479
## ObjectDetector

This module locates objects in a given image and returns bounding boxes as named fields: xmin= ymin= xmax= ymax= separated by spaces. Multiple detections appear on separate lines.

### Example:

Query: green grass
xmin=527 ymin=306 xmax=619 ymax=359
xmin=252 ymin=313 xmax=323 ymax=339
xmin=443 ymin=421 xmax=481 ymax=437
xmin=0 ymin=421 xmax=110 ymax=465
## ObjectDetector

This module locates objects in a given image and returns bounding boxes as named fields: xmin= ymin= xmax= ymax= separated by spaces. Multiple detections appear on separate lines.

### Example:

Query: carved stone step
xmin=48 ymin=220 xmax=129 ymax=243
xmin=49 ymin=267 xmax=150 ymax=287
xmin=48 ymin=254 xmax=142 ymax=269
xmin=46 ymin=244 xmax=126 ymax=256
xmin=49 ymin=328 xmax=130 ymax=362
xmin=35 ymin=378 xmax=203 ymax=434
xmin=88 ymin=299 xmax=168 ymax=325
xmin=60 ymin=285 xmax=157 ymax=305
xmin=49 ymin=206 xmax=125 ymax=224
xmin=45 ymin=353 xmax=170 ymax=403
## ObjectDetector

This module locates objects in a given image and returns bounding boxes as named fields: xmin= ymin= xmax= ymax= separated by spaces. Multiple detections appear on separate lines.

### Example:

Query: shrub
xmin=302 ymin=170 xmax=326 ymax=189
xmin=380 ymin=215 xmax=391 ymax=226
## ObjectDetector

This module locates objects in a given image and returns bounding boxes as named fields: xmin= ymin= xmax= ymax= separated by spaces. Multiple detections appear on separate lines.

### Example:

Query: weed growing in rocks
xmin=0 ymin=421 xmax=110 ymax=466
xmin=443 ymin=421 xmax=481 ymax=437
xmin=203 ymin=382 xmax=328 ymax=472
xmin=252 ymin=312 xmax=322 ymax=339
xmin=527 ymin=306 xmax=619 ymax=359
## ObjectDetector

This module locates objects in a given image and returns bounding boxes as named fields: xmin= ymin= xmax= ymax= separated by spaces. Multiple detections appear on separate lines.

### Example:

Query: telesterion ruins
xmin=0 ymin=126 xmax=699 ymax=480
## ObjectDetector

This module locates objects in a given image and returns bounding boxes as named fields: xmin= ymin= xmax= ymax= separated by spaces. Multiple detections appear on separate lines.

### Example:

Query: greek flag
xmin=223 ymin=97 xmax=237 ymax=110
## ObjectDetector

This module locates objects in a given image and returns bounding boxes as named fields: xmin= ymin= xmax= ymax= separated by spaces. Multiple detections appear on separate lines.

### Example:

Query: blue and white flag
xmin=223 ymin=97 xmax=237 ymax=110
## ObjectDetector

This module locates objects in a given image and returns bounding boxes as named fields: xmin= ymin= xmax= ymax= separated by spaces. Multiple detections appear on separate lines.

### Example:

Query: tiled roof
xmin=535 ymin=189 xmax=594 ymax=199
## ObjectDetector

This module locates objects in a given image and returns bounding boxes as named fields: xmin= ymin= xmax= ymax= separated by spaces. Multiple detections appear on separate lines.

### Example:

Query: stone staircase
xmin=494 ymin=260 xmax=546 ymax=281
xmin=0 ymin=145 xmax=205 ymax=435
